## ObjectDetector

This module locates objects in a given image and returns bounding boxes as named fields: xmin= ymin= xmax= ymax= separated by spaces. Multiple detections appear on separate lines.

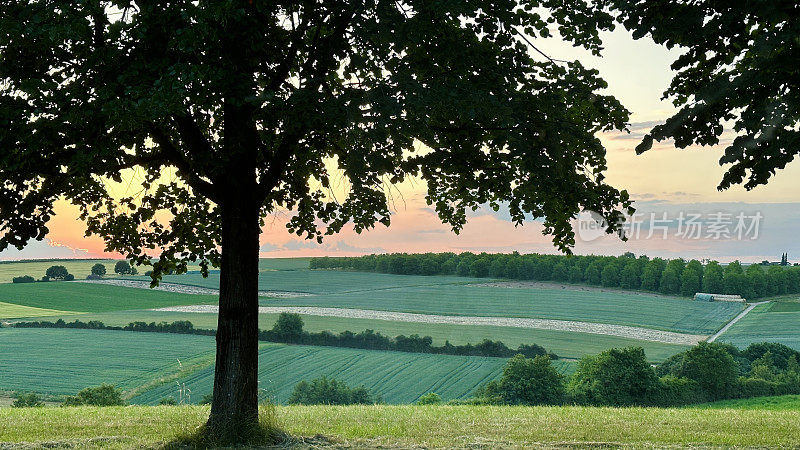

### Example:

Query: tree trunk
xmin=206 ymin=194 xmax=261 ymax=440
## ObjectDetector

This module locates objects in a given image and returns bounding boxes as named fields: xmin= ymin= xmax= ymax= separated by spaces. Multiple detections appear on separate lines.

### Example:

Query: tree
xmin=600 ymin=263 xmax=620 ymax=288
xmin=659 ymin=259 xmax=684 ymax=295
xmin=45 ymin=265 xmax=70 ymax=281
xmin=640 ymin=258 xmax=666 ymax=291
xmin=676 ymin=343 xmax=738 ymax=401
xmin=612 ymin=1 xmax=800 ymax=191
xmin=63 ymin=384 xmax=125 ymax=406
xmin=91 ymin=263 xmax=107 ymax=277
xmin=567 ymin=347 xmax=660 ymax=406
xmin=270 ymin=312 xmax=304 ymax=342
xmin=702 ymin=261 xmax=724 ymax=294
xmin=679 ymin=260 xmax=702 ymax=297
xmin=114 ymin=261 xmax=133 ymax=276
xmin=0 ymin=1 xmax=633 ymax=439
xmin=619 ymin=260 xmax=640 ymax=289
xmin=12 ymin=392 xmax=44 ymax=408
xmin=487 ymin=354 xmax=565 ymax=405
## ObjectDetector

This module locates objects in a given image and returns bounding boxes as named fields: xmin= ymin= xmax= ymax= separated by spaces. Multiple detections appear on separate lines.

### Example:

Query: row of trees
xmin=475 ymin=342 xmax=800 ymax=407
xmin=288 ymin=377 xmax=379 ymax=405
xmin=262 ymin=313 xmax=556 ymax=359
xmin=11 ymin=314 xmax=558 ymax=360
xmin=311 ymin=253 xmax=800 ymax=300
xmin=13 ymin=384 xmax=125 ymax=408
xmin=11 ymin=261 xmax=137 ymax=284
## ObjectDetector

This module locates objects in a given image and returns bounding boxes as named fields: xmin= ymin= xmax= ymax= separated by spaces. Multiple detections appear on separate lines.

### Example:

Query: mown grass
xmin=694 ymin=394 xmax=800 ymax=410
xmin=0 ymin=282 xmax=217 ymax=312
xmin=1 ymin=404 xmax=800 ymax=448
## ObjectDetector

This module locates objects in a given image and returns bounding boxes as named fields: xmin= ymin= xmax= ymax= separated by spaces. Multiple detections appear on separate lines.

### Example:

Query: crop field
xmin=124 ymin=270 xmax=481 ymax=295
xmin=265 ymin=284 xmax=743 ymax=335
xmin=0 ymin=301 xmax=78 ymax=320
xmin=0 ymin=282 xmax=217 ymax=313
xmin=35 ymin=308 xmax=689 ymax=361
xmin=0 ymin=328 xmax=215 ymax=396
xmin=718 ymin=301 xmax=800 ymax=351
xmin=130 ymin=343 xmax=554 ymax=405
xmin=0 ymin=259 xmax=114 ymax=284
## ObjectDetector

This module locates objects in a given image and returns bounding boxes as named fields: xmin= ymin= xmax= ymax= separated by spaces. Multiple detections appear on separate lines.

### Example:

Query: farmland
xmin=33 ymin=309 xmax=689 ymax=361
xmin=0 ymin=301 xmax=77 ymax=320
xmin=263 ymin=284 xmax=743 ymax=335
xmin=0 ymin=328 xmax=215 ymax=396
xmin=718 ymin=300 xmax=800 ymax=350
xmin=130 ymin=343 xmax=537 ymax=405
xmin=0 ymin=327 xmax=536 ymax=405
xmin=0 ymin=282 xmax=217 ymax=313
xmin=0 ymin=259 xmax=112 ymax=284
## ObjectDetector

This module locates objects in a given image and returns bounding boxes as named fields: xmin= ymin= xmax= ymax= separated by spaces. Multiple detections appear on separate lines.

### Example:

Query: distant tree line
xmin=288 ymin=376 xmax=379 ymax=405
xmin=311 ymin=253 xmax=800 ymax=300
xmin=11 ymin=313 xmax=558 ymax=360
xmin=469 ymin=342 xmax=800 ymax=407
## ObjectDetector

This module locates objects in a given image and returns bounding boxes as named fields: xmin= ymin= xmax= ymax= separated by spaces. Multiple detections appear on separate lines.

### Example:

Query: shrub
xmin=485 ymin=354 xmax=565 ymax=405
xmin=288 ymin=377 xmax=377 ymax=405
xmin=200 ymin=393 xmax=214 ymax=405
xmin=40 ymin=275 xmax=50 ymax=282
xmin=655 ymin=375 xmax=707 ymax=406
xmin=12 ymin=275 xmax=35 ymax=283
xmin=12 ymin=392 xmax=45 ymax=407
xmin=159 ymin=397 xmax=178 ymax=405
xmin=45 ymin=265 xmax=70 ymax=280
xmin=62 ymin=384 xmax=125 ymax=406
xmin=64 ymin=273 xmax=75 ymax=281
xmin=567 ymin=347 xmax=660 ymax=406
xmin=91 ymin=263 xmax=107 ymax=276
xmin=86 ymin=274 xmax=102 ymax=280
xmin=415 ymin=392 xmax=442 ymax=405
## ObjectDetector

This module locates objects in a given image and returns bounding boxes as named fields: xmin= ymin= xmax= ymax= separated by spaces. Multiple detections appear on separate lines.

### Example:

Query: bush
xmin=288 ymin=377 xmax=377 ymax=405
xmin=655 ymin=375 xmax=707 ymax=406
xmin=12 ymin=275 xmax=35 ymax=283
xmin=415 ymin=392 xmax=442 ymax=405
xmin=159 ymin=397 xmax=178 ymax=405
xmin=86 ymin=274 xmax=103 ymax=280
xmin=200 ymin=393 xmax=214 ymax=405
xmin=64 ymin=273 xmax=75 ymax=281
xmin=12 ymin=392 xmax=45 ymax=407
xmin=91 ymin=263 xmax=107 ymax=276
xmin=45 ymin=265 xmax=70 ymax=280
xmin=40 ymin=275 xmax=50 ymax=282
xmin=567 ymin=347 xmax=660 ymax=406
xmin=485 ymin=354 xmax=565 ymax=405
xmin=63 ymin=384 xmax=125 ymax=406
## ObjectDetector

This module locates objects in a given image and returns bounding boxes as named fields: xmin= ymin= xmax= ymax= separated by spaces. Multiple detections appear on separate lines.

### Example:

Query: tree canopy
xmin=610 ymin=0 xmax=800 ymax=190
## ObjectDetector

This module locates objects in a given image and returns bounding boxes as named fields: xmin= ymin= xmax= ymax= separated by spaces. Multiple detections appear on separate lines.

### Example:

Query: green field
xmin=0 ymin=282 xmax=217 ymax=313
xmin=130 ymin=342 xmax=543 ymax=405
xmin=718 ymin=301 xmax=800 ymax=351
xmin=0 ymin=328 xmax=215 ymax=396
xmin=695 ymin=394 xmax=800 ymax=410
xmin=41 ymin=309 xmax=690 ymax=361
xmin=1 ymin=405 xmax=800 ymax=448
xmin=0 ymin=259 xmax=114 ymax=283
xmin=0 ymin=301 xmax=78 ymax=320
xmin=126 ymin=270 xmax=482 ymax=294
xmin=0 ymin=328 xmax=537 ymax=406
xmin=265 ymin=284 xmax=743 ymax=335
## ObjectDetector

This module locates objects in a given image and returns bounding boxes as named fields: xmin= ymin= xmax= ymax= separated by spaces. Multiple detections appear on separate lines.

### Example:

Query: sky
xmin=3 ymin=26 xmax=799 ymax=263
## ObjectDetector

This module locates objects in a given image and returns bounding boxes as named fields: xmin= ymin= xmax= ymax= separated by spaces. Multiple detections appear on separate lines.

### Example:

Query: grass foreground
xmin=1 ymin=404 xmax=800 ymax=448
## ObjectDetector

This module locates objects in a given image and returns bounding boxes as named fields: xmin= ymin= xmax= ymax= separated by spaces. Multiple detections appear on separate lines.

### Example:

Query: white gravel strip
xmin=76 ymin=279 xmax=312 ymax=298
xmin=152 ymin=304 xmax=705 ymax=345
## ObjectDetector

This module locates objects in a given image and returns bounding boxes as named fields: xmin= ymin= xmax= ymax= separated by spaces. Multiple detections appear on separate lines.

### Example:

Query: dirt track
xmin=152 ymin=304 xmax=705 ymax=345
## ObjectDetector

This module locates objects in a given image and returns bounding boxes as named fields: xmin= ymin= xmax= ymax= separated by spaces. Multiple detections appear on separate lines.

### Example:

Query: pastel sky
xmin=3 ymin=27 xmax=800 ymax=263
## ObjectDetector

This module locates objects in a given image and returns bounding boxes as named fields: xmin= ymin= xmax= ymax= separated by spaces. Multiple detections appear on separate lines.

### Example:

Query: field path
xmin=706 ymin=301 xmax=770 ymax=343
xmin=153 ymin=305 xmax=705 ymax=345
